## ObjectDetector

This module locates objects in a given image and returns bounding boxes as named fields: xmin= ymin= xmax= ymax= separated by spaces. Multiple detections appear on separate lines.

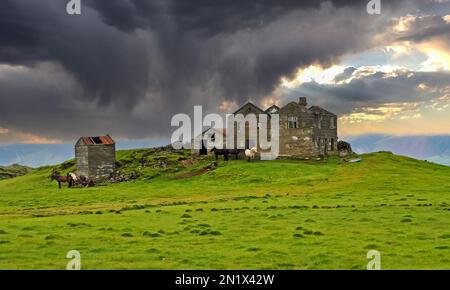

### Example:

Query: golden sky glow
xmin=0 ymin=128 xmax=63 ymax=144
xmin=272 ymin=13 xmax=450 ymax=137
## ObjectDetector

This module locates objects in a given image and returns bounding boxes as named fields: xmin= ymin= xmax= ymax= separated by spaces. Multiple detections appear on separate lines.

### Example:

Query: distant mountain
xmin=0 ymin=144 xmax=73 ymax=168
xmin=343 ymin=134 xmax=450 ymax=166
xmin=0 ymin=139 xmax=168 ymax=167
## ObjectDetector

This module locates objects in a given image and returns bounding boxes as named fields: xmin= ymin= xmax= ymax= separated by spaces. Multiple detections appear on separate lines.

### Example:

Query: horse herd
xmin=211 ymin=147 xmax=258 ymax=161
xmin=50 ymin=171 xmax=94 ymax=189
xmin=50 ymin=147 xmax=258 ymax=189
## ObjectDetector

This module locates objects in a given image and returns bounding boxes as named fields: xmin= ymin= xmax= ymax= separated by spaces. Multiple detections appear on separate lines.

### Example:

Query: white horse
xmin=244 ymin=147 xmax=258 ymax=161
xmin=68 ymin=172 xmax=78 ymax=182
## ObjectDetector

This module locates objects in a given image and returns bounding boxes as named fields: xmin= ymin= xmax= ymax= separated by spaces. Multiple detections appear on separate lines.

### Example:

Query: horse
xmin=210 ymin=148 xmax=245 ymax=161
xmin=210 ymin=148 xmax=230 ymax=161
xmin=78 ymin=175 xmax=95 ymax=187
xmin=50 ymin=171 xmax=73 ymax=189
xmin=228 ymin=149 xmax=245 ymax=159
xmin=245 ymin=147 xmax=258 ymax=162
xmin=50 ymin=172 xmax=94 ymax=188
xmin=69 ymin=172 xmax=95 ymax=187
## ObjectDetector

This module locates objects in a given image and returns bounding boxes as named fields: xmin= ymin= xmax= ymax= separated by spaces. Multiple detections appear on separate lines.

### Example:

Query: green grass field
xmin=0 ymin=150 xmax=449 ymax=269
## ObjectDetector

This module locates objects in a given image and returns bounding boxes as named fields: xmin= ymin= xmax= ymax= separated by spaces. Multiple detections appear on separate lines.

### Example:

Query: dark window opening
xmin=330 ymin=117 xmax=335 ymax=129
xmin=199 ymin=141 xmax=208 ymax=155
xmin=90 ymin=137 xmax=103 ymax=144
xmin=288 ymin=117 xmax=298 ymax=129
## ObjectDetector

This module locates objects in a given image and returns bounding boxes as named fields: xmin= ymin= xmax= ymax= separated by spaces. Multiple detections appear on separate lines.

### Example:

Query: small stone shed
xmin=75 ymin=135 xmax=116 ymax=181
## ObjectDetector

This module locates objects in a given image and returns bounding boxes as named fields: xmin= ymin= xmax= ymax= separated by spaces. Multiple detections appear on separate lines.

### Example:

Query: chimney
xmin=299 ymin=97 xmax=307 ymax=106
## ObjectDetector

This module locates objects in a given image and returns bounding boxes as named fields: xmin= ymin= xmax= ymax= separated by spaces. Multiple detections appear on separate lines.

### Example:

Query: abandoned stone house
xmin=75 ymin=135 xmax=116 ymax=180
xmin=193 ymin=97 xmax=338 ymax=158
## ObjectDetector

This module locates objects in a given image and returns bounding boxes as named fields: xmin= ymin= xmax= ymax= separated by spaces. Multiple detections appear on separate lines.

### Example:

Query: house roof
xmin=265 ymin=104 xmax=280 ymax=114
xmin=233 ymin=102 xmax=266 ymax=115
xmin=79 ymin=135 xmax=115 ymax=145
xmin=196 ymin=127 xmax=226 ymax=138
xmin=233 ymin=100 xmax=336 ymax=117
xmin=205 ymin=127 xmax=227 ymax=136
xmin=308 ymin=106 xmax=337 ymax=116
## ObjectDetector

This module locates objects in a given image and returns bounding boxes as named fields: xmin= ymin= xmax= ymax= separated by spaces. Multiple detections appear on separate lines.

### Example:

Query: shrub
xmin=142 ymin=231 xmax=161 ymax=237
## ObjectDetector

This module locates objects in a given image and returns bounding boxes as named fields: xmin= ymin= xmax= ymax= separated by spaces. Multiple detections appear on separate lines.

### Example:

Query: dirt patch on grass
xmin=174 ymin=162 xmax=218 ymax=179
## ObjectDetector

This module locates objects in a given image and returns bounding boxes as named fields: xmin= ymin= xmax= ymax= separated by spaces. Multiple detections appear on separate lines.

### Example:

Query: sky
xmin=0 ymin=0 xmax=449 ymax=144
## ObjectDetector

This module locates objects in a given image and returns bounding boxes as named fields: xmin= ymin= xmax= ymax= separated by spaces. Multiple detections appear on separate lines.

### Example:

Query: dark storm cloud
xmin=0 ymin=0 xmax=439 ymax=142
xmin=86 ymin=0 xmax=367 ymax=33
xmin=334 ymin=67 xmax=357 ymax=83
xmin=396 ymin=15 xmax=450 ymax=43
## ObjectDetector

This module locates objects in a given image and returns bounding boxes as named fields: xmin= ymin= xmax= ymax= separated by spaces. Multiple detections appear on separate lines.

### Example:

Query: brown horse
xmin=75 ymin=174 xmax=95 ymax=187
xmin=50 ymin=171 xmax=73 ymax=189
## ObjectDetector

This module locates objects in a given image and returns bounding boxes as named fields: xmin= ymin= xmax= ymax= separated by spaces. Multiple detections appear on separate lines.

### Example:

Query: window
xmin=315 ymin=115 xmax=321 ymax=129
xmin=330 ymin=117 xmax=335 ymax=129
xmin=288 ymin=116 xmax=298 ymax=129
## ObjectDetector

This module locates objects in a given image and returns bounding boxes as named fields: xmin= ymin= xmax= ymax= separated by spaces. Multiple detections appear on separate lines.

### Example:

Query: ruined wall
xmin=232 ymin=103 xmax=272 ymax=158
xmin=278 ymin=102 xmax=318 ymax=157
xmin=75 ymin=142 xmax=115 ymax=181
xmin=87 ymin=144 xmax=116 ymax=180
xmin=75 ymin=144 xmax=90 ymax=177
xmin=311 ymin=112 xmax=338 ymax=156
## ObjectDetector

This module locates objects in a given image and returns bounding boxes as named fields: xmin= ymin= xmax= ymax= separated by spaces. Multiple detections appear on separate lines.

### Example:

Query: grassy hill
xmin=0 ymin=149 xmax=449 ymax=269
xmin=0 ymin=164 xmax=32 ymax=180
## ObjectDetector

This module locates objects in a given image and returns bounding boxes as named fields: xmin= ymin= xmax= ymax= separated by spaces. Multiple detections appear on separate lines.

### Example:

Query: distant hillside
xmin=343 ymin=134 xmax=450 ymax=166
xmin=0 ymin=164 xmax=32 ymax=180
xmin=0 ymin=144 xmax=74 ymax=168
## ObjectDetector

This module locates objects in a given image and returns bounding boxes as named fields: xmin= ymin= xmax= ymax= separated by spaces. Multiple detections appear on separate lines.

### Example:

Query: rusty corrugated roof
xmin=81 ymin=135 xmax=115 ymax=145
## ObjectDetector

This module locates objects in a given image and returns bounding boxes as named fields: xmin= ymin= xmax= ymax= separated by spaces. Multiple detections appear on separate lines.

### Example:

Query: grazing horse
xmin=79 ymin=175 xmax=95 ymax=187
xmin=211 ymin=148 xmax=230 ymax=161
xmin=245 ymin=147 xmax=258 ymax=162
xmin=68 ymin=172 xmax=78 ymax=187
xmin=50 ymin=171 xmax=72 ymax=189
xmin=228 ymin=149 xmax=245 ymax=160
xmin=50 ymin=172 xmax=94 ymax=188
xmin=68 ymin=173 xmax=95 ymax=188
xmin=210 ymin=148 xmax=245 ymax=161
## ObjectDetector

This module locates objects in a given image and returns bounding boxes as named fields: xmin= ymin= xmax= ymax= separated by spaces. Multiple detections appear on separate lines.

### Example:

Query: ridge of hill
xmin=0 ymin=164 xmax=33 ymax=180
